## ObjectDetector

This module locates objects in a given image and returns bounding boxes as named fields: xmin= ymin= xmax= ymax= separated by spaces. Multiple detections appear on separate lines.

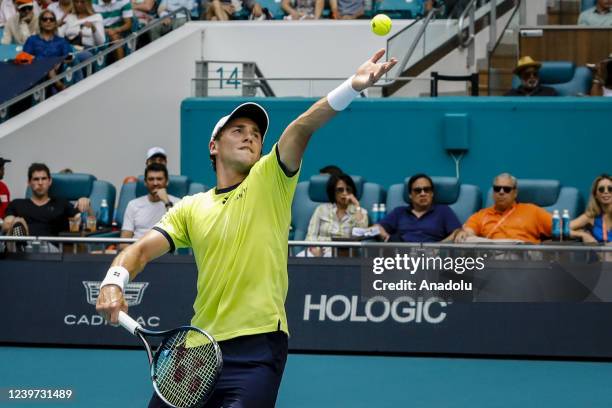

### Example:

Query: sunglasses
xmin=412 ymin=186 xmax=432 ymax=194
xmin=493 ymin=185 xmax=515 ymax=193
xmin=335 ymin=187 xmax=353 ymax=194
xmin=598 ymin=186 xmax=612 ymax=193
xmin=41 ymin=16 xmax=57 ymax=22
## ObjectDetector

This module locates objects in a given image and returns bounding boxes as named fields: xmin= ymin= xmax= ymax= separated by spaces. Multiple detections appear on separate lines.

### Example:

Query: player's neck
xmin=215 ymin=166 xmax=248 ymax=190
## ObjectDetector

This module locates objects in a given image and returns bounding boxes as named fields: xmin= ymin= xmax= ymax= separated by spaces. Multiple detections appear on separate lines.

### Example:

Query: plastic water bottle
xmin=379 ymin=204 xmax=386 ymax=222
xmin=562 ymin=209 xmax=571 ymax=241
xmin=99 ymin=199 xmax=110 ymax=226
xmin=372 ymin=203 xmax=379 ymax=223
xmin=552 ymin=209 xmax=561 ymax=241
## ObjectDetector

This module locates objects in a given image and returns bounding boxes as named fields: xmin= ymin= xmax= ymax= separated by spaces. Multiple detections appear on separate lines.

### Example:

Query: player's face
xmin=596 ymin=178 xmax=612 ymax=206
xmin=29 ymin=170 xmax=52 ymax=199
xmin=144 ymin=170 xmax=168 ymax=196
xmin=213 ymin=117 xmax=262 ymax=174
xmin=492 ymin=176 xmax=517 ymax=210
xmin=410 ymin=177 xmax=433 ymax=210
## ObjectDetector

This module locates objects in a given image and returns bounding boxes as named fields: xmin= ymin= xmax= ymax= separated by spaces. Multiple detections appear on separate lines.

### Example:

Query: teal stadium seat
xmin=26 ymin=173 xmax=116 ymax=226
xmin=386 ymin=176 xmax=481 ymax=224
xmin=511 ymin=61 xmax=593 ymax=96
xmin=485 ymin=179 xmax=583 ymax=218
xmin=375 ymin=0 xmax=424 ymax=19
xmin=114 ymin=176 xmax=207 ymax=227
xmin=255 ymin=0 xmax=285 ymax=19
xmin=291 ymin=174 xmax=386 ymax=241
xmin=581 ymin=0 xmax=596 ymax=10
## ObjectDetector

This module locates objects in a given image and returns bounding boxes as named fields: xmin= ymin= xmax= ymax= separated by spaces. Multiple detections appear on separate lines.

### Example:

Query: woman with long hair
xmin=570 ymin=174 xmax=612 ymax=243
xmin=59 ymin=0 xmax=105 ymax=48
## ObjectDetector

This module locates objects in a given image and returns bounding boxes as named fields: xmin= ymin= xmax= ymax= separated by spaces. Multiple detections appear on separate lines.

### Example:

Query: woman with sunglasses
xmin=23 ymin=10 xmax=74 ymax=91
xmin=303 ymin=173 xmax=368 ymax=257
xmin=570 ymin=174 xmax=612 ymax=243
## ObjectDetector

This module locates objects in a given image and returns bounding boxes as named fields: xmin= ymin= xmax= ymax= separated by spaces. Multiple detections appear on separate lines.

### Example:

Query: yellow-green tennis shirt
xmin=154 ymin=144 xmax=299 ymax=342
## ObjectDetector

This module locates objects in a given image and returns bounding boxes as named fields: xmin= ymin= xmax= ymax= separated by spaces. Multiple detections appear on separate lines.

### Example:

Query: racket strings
xmin=154 ymin=330 xmax=220 ymax=408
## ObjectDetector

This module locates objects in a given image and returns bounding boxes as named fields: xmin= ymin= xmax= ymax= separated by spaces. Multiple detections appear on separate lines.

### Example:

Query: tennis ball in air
xmin=371 ymin=14 xmax=392 ymax=36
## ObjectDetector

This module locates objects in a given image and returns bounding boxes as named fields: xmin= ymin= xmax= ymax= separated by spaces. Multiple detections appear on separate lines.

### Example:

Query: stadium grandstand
xmin=1 ymin=0 xmax=612 ymax=405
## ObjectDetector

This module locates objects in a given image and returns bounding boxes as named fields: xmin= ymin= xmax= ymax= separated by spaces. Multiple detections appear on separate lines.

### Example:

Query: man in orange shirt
xmin=455 ymin=173 xmax=552 ymax=243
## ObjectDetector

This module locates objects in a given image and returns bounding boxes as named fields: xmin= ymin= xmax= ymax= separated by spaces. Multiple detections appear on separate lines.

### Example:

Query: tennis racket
xmin=118 ymin=311 xmax=223 ymax=408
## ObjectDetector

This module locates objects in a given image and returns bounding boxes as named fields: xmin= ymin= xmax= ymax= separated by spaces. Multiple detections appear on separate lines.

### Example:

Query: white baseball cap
xmin=210 ymin=102 xmax=269 ymax=143
xmin=146 ymin=146 xmax=167 ymax=161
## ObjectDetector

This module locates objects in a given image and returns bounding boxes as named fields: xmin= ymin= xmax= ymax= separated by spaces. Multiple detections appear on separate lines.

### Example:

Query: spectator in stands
xmin=1 ymin=0 xmax=40 ymax=28
xmin=48 ymin=0 xmax=73 ymax=27
xmin=319 ymin=164 xmax=344 ymax=177
xmin=505 ymin=56 xmax=558 ymax=97
xmin=132 ymin=0 xmax=156 ymax=28
xmin=23 ymin=9 xmax=75 ymax=92
xmin=203 ymin=0 xmax=239 ymax=20
xmin=374 ymin=174 xmax=461 ymax=242
xmin=93 ymin=0 xmax=133 ymax=59
xmin=0 ymin=157 xmax=11 ymax=220
xmin=455 ymin=173 xmax=552 ymax=243
xmin=590 ymin=54 xmax=612 ymax=96
xmin=329 ymin=0 xmax=364 ymax=19
xmin=1 ymin=0 xmax=38 ymax=45
xmin=146 ymin=146 xmax=167 ymax=166
xmin=578 ymin=0 xmax=612 ymax=26
xmin=149 ymin=0 xmax=195 ymax=40
xmin=281 ymin=0 xmax=323 ymax=20
xmin=303 ymin=173 xmax=368 ymax=256
xmin=2 ymin=162 xmax=93 ymax=237
xmin=120 ymin=163 xmax=179 ymax=245
xmin=570 ymin=174 xmax=612 ymax=243
xmin=59 ymin=0 xmax=106 ymax=49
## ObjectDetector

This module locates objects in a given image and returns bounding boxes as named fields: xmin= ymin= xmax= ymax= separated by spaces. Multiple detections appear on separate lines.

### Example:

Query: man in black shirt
xmin=2 ymin=163 xmax=93 ymax=237
xmin=505 ymin=56 xmax=559 ymax=97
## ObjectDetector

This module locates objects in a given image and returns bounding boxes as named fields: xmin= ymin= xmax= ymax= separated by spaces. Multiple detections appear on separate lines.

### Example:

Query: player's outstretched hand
xmin=351 ymin=49 xmax=398 ymax=92
xmin=96 ymin=284 xmax=128 ymax=325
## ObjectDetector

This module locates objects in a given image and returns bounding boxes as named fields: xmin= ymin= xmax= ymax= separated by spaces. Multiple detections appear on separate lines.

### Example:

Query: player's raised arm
xmin=277 ymin=48 xmax=397 ymax=172
xmin=95 ymin=229 xmax=171 ymax=324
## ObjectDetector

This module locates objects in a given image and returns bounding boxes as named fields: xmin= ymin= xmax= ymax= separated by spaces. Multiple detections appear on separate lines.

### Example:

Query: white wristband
xmin=327 ymin=76 xmax=360 ymax=111
xmin=100 ymin=266 xmax=130 ymax=291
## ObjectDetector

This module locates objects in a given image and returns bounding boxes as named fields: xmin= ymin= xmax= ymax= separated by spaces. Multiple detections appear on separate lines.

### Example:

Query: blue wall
xmin=181 ymin=97 xmax=612 ymax=202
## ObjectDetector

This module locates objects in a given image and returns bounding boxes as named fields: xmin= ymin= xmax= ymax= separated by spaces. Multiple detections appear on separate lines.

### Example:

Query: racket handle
xmin=118 ymin=311 xmax=142 ymax=335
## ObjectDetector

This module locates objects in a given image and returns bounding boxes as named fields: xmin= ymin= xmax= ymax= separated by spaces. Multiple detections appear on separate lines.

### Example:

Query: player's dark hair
xmin=28 ymin=163 xmax=51 ymax=180
xmin=326 ymin=174 xmax=358 ymax=203
xmin=319 ymin=165 xmax=344 ymax=177
xmin=144 ymin=162 xmax=168 ymax=180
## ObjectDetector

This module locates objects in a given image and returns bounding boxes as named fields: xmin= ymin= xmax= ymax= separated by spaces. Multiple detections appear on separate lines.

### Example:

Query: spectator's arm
xmin=281 ymin=0 xmax=299 ymax=18
xmin=328 ymin=0 xmax=338 ymax=18
xmin=373 ymin=224 xmax=390 ymax=241
xmin=93 ymin=19 xmax=106 ymax=45
xmin=157 ymin=0 xmax=168 ymax=15
xmin=305 ymin=205 xmax=322 ymax=241
xmin=119 ymin=229 xmax=134 ymax=249
xmin=536 ymin=207 xmax=553 ymax=239
xmin=114 ymin=17 xmax=133 ymax=34
xmin=570 ymin=213 xmax=593 ymax=231
xmin=2 ymin=27 xmax=14 ymax=45
xmin=134 ymin=0 xmax=157 ymax=12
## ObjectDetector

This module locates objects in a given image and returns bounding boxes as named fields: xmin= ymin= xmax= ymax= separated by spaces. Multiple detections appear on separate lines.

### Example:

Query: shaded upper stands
xmin=26 ymin=173 xmax=116 ymax=226
xmin=581 ymin=0 xmax=596 ymax=11
xmin=291 ymin=174 xmax=385 ymax=241
xmin=386 ymin=177 xmax=481 ymax=224
xmin=485 ymin=179 xmax=584 ymax=218
xmin=114 ymin=175 xmax=207 ymax=226
xmin=511 ymin=61 xmax=593 ymax=96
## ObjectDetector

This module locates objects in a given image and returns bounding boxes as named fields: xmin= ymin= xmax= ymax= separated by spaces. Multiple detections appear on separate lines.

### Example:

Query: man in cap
xmin=1 ymin=0 xmax=38 ymax=45
xmin=145 ymin=146 xmax=168 ymax=166
xmin=505 ymin=56 xmax=558 ymax=97
xmin=96 ymin=49 xmax=397 ymax=408
xmin=0 ymin=157 xmax=11 ymax=219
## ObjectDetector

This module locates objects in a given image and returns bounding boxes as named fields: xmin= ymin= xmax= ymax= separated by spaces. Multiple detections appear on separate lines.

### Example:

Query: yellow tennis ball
xmin=371 ymin=14 xmax=392 ymax=36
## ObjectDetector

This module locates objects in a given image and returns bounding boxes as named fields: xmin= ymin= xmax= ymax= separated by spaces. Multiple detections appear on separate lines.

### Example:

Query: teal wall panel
xmin=181 ymin=97 xmax=612 ymax=203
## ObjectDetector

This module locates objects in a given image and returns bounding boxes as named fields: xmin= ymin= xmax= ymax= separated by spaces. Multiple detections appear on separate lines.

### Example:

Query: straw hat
xmin=514 ymin=56 xmax=541 ymax=75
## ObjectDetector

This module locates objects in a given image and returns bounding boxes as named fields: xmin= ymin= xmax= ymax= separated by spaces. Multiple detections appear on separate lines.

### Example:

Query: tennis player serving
xmin=96 ymin=49 xmax=397 ymax=408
